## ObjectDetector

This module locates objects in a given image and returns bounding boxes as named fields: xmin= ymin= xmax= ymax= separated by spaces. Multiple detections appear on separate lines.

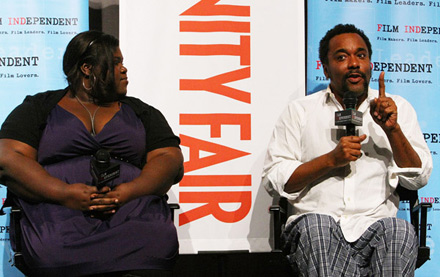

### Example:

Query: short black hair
xmin=319 ymin=24 xmax=372 ymax=66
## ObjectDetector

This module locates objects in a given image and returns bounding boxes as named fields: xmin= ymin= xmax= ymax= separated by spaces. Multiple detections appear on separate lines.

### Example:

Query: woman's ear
xmin=80 ymin=63 xmax=93 ymax=77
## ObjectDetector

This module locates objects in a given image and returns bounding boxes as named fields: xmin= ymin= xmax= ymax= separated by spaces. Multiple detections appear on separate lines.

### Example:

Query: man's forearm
xmin=284 ymin=153 xmax=336 ymax=193
xmin=385 ymin=124 xmax=422 ymax=168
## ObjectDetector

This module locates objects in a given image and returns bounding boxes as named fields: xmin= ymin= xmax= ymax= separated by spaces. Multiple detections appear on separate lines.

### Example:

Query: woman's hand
xmin=59 ymin=183 xmax=101 ymax=211
xmin=83 ymin=185 xmax=135 ymax=216
xmin=82 ymin=146 xmax=184 ymax=216
xmin=101 ymin=184 xmax=135 ymax=208
xmin=88 ymin=186 xmax=120 ymax=214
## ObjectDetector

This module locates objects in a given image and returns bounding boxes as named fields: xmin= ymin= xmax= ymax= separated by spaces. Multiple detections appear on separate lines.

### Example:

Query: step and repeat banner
xmin=306 ymin=0 xmax=439 ymax=276
xmin=120 ymin=0 xmax=305 ymax=253
xmin=0 ymin=0 xmax=88 ymax=275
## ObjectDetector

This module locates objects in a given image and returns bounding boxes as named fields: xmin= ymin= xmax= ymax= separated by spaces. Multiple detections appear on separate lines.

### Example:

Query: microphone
xmin=90 ymin=149 xmax=120 ymax=188
xmin=335 ymin=91 xmax=363 ymax=136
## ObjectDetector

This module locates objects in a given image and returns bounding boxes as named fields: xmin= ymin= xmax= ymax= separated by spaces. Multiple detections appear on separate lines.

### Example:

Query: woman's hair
xmin=63 ymin=30 xmax=120 ymax=104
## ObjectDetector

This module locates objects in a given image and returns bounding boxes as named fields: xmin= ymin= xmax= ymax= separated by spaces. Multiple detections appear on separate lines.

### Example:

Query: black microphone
xmin=335 ymin=91 xmax=363 ymax=136
xmin=90 ymin=149 xmax=120 ymax=188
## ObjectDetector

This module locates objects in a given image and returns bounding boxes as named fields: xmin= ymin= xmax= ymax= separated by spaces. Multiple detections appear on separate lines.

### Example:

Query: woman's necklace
xmin=75 ymin=95 xmax=100 ymax=136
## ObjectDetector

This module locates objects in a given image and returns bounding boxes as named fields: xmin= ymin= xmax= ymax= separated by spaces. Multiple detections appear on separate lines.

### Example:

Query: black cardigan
xmin=0 ymin=88 xmax=180 ymax=155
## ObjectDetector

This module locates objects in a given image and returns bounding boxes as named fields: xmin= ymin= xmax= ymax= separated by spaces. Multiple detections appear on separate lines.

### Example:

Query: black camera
xmin=90 ymin=149 xmax=120 ymax=188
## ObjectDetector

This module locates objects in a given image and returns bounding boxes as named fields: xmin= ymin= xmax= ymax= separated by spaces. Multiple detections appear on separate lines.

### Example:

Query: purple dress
xmin=16 ymin=104 xmax=178 ymax=276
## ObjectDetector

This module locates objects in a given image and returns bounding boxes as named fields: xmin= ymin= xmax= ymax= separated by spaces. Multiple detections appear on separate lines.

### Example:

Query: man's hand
xmin=370 ymin=71 xmax=398 ymax=132
xmin=329 ymin=134 xmax=367 ymax=168
xmin=284 ymin=134 xmax=367 ymax=193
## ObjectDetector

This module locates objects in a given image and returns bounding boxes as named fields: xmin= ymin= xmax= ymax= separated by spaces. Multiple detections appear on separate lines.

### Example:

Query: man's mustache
xmin=344 ymin=71 xmax=367 ymax=81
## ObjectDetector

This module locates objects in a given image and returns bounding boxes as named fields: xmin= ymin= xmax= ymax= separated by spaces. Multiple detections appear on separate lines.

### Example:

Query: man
xmin=262 ymin=24 xmax=432 ymax=276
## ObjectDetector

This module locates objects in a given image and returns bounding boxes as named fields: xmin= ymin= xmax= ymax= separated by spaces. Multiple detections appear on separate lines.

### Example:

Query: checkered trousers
xmin=282 ymin=214 xmax=418 ymax=277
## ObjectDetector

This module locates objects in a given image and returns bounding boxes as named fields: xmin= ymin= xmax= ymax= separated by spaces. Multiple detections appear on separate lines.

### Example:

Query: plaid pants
xmin=282 ymin=214 xmax=418 ymax=277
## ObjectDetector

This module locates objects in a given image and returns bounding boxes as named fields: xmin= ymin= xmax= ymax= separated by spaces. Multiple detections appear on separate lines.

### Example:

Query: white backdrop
xmin=120 ymin=0 xmax=305 ymax=253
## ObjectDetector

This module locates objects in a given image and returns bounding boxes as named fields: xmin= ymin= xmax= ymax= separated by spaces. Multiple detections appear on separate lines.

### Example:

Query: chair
xmin=269 ymin=185 xmax=432 ymax=269
xmin=395 ymin=185 xmax=431 ymax=269
xmin=10 ymin=206 xmax=28 ymax=276
xmin=9 ymin=202 xmax=181 ymax=275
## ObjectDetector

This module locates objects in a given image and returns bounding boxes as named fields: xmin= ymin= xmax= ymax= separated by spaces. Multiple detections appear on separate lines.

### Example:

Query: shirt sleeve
xmin=389 ymin=96 xmax=432 ymax=190
xmin=0 ymin=95 xmax=43 ymax=149
xmin=144 ymin=106 xmax=181 ymax=152
xmin=261 ymin=102 xmax=305 ymax=200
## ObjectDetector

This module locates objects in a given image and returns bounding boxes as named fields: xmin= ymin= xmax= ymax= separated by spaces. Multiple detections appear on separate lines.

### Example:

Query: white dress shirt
xmin=262 ymin=86 xmax=432 ymax=242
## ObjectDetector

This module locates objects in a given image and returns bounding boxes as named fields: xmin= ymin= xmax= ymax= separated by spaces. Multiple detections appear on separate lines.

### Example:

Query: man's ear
xmin=323 ymin=64 xmax=329 ymax=79
xmin=80 ymin=63 xmax=93 ymax=76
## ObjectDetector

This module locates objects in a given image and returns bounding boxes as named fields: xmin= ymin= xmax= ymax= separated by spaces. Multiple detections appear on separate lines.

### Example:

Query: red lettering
xmin=180 ymin=67 xmax=251 ymax=103
xmin=178 ymin=0 xmax=253 ymax=227
xmin=180 ymin=114 xmax=251 ymax=140
xmin=316 ymin=60 xmax=322 ymax=70
xmin=181 ymin=0 xmax=250 ymax=17
xmin=180 ymin=21 xmax=250 ymax=33
xmin=180 ymin=174 xmax=251 ymax=187
xmin=180 ymin=134 xmax=250 ymax=173
xmin=179 ymin=191 xmax=251 ymax=225
xmin=377 ymin=24 xmax=383 ymax=32
xmin=180 ymin=35 xmax=250 ymax=66
xmin=421 ymin=197 xmax=435 ymax=203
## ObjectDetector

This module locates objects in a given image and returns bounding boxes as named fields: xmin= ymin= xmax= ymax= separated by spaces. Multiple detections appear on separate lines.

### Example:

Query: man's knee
xmin=379 ymin=217 xmax=416 ymax=237
xmin=375 ymin=217 xmax=418 ymax=250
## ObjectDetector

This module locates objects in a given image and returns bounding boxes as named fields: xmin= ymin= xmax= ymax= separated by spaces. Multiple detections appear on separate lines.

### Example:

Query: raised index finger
xmin=378 ymin=71 xmax=385 ymax=98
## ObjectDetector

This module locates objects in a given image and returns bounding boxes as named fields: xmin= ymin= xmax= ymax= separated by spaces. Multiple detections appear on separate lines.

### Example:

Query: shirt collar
xmin=324 ymin=85 xmax=375 ymax=112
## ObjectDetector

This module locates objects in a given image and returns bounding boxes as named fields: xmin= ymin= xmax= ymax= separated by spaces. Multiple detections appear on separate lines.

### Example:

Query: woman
xmin=0 ymin=31 xmax=183 ymax=276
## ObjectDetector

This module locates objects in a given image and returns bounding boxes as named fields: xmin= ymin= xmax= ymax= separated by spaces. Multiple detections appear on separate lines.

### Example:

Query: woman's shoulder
xmin=26 ymin=88 xmax=67 ymax=104
xmin=18 ymin=89 xmax=67 ymax=115
xmin=120 ymin=96 xmax=160 ymax=116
